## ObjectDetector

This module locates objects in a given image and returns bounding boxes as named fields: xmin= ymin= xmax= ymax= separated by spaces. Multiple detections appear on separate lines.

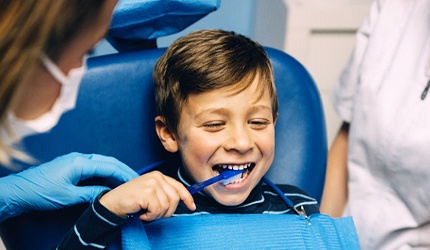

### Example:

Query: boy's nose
xmin=223 ymin=126 xmax=254 ymax=153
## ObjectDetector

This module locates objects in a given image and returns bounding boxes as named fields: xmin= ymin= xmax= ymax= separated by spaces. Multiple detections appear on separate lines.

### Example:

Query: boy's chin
xmin=210 ymin=192 xmax=249 ymax=206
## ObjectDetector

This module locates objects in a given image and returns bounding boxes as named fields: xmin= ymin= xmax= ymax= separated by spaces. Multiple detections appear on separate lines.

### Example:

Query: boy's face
xmin=166 ymin=77 xmax=276 ymax=206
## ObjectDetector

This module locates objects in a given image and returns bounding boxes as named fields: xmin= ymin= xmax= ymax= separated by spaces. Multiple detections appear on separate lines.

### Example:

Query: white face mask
xmin=3 ymin=55 xmax=86 ymax=144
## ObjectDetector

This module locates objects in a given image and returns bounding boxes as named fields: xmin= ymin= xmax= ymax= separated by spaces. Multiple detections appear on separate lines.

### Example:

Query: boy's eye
xmin=249 ymin=119 xmax=270 ymax=129
xmin=203 ymin=122 xmax=225 ymax=131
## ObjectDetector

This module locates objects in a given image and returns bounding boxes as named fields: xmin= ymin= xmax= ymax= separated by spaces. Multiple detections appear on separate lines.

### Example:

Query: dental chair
xmin=0 ymin=46 xmax=328 ymax=249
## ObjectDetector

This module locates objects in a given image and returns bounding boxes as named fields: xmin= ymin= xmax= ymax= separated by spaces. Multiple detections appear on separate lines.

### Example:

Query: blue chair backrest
xmin=0 ymin=47 xmax=327 ymax=249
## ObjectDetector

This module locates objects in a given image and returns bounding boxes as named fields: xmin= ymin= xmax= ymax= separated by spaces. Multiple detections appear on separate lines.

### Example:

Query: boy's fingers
xmin=181 ymin=193 xmax=196 ymax=211
xmin=136 ymin=172 xmax=196 ymax=222
xmin=140 ymin=212 xmax=159 ymax=221
xmin=138 ymin=185 xmax=169 ymax=221
xmin=164 ymin=176 xmax=196 ymax=211
xmin=141 ymin=199 xmax=164 ymax=221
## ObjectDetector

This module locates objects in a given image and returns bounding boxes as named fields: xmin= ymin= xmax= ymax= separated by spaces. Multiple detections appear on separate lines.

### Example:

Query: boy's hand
xmin=99 ymin=171 xmax=196 ymax=221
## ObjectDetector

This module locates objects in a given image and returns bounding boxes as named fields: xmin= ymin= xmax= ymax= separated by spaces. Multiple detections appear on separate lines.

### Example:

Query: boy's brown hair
xmin=153 ymin=29 xmax=278 ymax=135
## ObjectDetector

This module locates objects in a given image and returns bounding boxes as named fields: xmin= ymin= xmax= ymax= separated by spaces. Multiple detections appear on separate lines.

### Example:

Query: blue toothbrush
xmin=187 ymin=169 xmax=245 ymax=194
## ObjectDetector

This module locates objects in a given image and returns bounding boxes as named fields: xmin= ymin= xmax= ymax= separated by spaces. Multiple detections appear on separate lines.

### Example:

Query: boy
xmin=152 ymin=29 xmax=319 ymax=215
xmin=58 ymin=29 xmax=319 ymax=249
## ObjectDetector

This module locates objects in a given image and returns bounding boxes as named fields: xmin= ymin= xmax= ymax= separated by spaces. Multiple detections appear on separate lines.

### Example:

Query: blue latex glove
xmin=0 ymin=152 xmax=138 ymax=221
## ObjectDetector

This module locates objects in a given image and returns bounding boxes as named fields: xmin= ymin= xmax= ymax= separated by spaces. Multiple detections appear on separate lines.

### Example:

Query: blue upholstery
xmin=0 ymin=47 xmax=327 ymax=249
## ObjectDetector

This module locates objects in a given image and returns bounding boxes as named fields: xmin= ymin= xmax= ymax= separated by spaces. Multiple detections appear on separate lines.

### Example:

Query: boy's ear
xmin=155 ymin=116 xmax=179 ymax=153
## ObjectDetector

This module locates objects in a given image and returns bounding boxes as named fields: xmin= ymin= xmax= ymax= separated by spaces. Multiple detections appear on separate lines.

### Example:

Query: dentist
xmin=0 ymin=0 xmax=138 ymax=221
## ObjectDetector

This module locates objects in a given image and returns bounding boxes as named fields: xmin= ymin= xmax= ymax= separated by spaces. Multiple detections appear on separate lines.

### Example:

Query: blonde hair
xmin=0 ymin=0 xmax=104 ymax=166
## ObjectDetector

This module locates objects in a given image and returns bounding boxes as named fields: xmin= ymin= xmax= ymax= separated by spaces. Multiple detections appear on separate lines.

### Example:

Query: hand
xmin=0 ymin=152 xmax=138 ymax=221
xmin=99 ymin=171 xmax=196 ymax=221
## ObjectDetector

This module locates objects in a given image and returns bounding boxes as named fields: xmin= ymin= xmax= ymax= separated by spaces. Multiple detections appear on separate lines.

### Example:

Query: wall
xmin=278 ymin=0 xmax=373 ymax=145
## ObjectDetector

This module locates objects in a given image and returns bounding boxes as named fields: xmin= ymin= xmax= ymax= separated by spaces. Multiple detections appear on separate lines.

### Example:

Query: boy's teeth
xmin=221 ymin=172 xmax=243 ymax=185
xmin=220 ymin=163 xmax=250 ymax=170
xmin=219 ymin=163 xmax=252 ymax=185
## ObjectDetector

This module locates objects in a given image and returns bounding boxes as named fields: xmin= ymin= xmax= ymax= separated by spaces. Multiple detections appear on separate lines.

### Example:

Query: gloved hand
xmin=0 ymin=152 xmax=138 ymax=221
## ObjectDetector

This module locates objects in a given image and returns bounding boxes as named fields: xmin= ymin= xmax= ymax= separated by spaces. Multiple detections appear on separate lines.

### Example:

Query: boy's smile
xmin=173 ymin=76 xmax=276 ymax=206
xmin=212 ymin=163 xmax=255 ymax=185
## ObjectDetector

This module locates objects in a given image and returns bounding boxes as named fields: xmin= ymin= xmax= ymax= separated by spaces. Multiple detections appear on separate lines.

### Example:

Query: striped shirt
xmin=56 ymin=191 xmax=128 ymax=249
xmin=56 ymin=166 xmax=319 ymax=249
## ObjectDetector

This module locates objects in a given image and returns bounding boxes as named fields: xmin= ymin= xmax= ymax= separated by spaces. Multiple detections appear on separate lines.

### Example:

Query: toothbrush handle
xmin=187 ymin=175 xmax=223 ymax=194
xmin=187 ymin=183 xmax=205 ymax=194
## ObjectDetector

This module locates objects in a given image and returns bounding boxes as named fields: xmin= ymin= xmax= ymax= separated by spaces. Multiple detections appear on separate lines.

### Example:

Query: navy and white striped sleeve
xmin=56 ymin=191 xmax=128 ymax=249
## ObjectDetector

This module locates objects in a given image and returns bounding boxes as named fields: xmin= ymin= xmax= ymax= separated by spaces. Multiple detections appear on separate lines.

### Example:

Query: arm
xmin=56 ymin=171 xmax=196 ymax=249
xmin=320 ymin=122 xmax=349 ymax=217
xmin=0 ymin=152 xmax=138 ymax=222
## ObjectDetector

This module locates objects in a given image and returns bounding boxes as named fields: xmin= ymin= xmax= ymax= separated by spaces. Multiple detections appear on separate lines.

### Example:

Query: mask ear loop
xmin=40 ymin=54 xmax=68 ymax=85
